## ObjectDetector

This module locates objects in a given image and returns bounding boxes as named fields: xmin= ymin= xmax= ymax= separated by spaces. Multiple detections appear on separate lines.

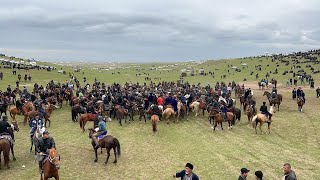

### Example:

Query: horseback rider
xmin=0 ymin=115 xmax=14 ymax=142
xmin=29 ymin=114 xmax=44 ymax=139
xmin=220 ymin=104 xmax=228 ymax=120
xmin=260 ymin=102 xmax=272 ymax=122
xmin=151 ymin=103 xmax=161 ymax=117
xmin=92 ymin=117 xmax=107 ymax=149
xmin=36 ymin=130 xmax=56 ymax=174
xmin=37 ymin=101 xmax=47 ymax=118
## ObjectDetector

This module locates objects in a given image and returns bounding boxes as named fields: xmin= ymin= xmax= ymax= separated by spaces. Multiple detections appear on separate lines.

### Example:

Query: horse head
xmin=269 ymin=106 xmax=276 ymax=114
xmin=11 ymin=121 xmax=19 ymax=132
xmin=48 ymin=148 xmax=60 ymax=169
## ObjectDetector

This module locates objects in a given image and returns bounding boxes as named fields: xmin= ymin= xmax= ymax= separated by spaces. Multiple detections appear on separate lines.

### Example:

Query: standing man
xmin=283 ymin=163 xmax=297 ymax=180
xmin=292 ymin=88 xmax=297 ymax=100
xmin=238 ymin=168 xmax=250 ymax=180
xmin=173 ymin=163 xmax=199 ymax=180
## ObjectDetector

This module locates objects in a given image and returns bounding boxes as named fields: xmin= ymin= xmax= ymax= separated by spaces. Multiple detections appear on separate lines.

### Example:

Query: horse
xmin=162 ymin=107 xmax=175 ymax=124
xmin=43 ymin=104 xmax=57 ymax=127
xmin=252 ymin=106 xmax=276 ymax=134
xmin=8 ymin=121 xmax=19 ymax=161
xmin=0 ymin=120 xmax=19 ymax=169
xmin=151 ymin=115 xmax=160 ymax=135
xmin=79 ymin=113 xmax=96 ymax=132
xmin=0 ymin=137 xmax=10 ymax=169
xmin=9 ymin=102 xmax=34 ymax=124
xmin=71 ymin=105 xmax=86 ymax=122
xmin=210 ymin=110 xmax=235 ymax=131
xmin=263 ymin=91 xmax=281 ymax=111
xmin=199 ymin=100 xmax=206 ymax=116
xmin=177 ymin=101 xmax=186 ymax=119
xmin=41 ymin=148 xmax=60 ymax=180
xmin=239 ymin=95 xmax=246 ymax=109
xmin=189 ymin=101 xmax=200 ymax=116
xmin=115 ymin=107 xmax=129 ymax=126
xmin=245 ymin=104 xmax=254 ymax=123
xmin=30 ymin=125 xmax=45 ymax=154
xmin=88 ymin=129 xmax=121 ymax=164
xmin=228 ymin=107 xmax=241 ymax=125
xmin=297 ymin=97 xmax=304 ymax=112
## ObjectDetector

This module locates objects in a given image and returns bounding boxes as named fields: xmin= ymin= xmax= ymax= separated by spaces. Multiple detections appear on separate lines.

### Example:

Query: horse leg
xmin=267 ymin=122 xmax=271 ymax=134
xmin=105 ymin=148 xmax=111 ymax=164
xmin=11 ymin=145 xmax=16 ymax=161
xmin=94 ymin=146 xmax=98 ymax=162
xmin=259 ymin=124 xmax=263 ymax=134
xmin=0 ymin=151 xmax=1 ymax=170
xmin=113 ymin=147 xmax=117 ymax=164
xmin=202 ymin=109 xmax=205 ymax=116
xmin=220 ymin=122 xmax=223 ymax=130
xmin=213 ymin=122 xmax=217 ymax=131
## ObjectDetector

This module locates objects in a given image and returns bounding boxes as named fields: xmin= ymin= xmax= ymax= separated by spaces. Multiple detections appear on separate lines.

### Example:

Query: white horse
xmin=30 ymin=125 xmax=45 ymax=153
xmin=189 ymin=101 xmax=200 ymax=116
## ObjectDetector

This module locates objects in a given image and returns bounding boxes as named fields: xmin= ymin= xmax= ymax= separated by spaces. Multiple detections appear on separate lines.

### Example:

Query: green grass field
xmin=0 ymin=55 xmax=320 ymax=179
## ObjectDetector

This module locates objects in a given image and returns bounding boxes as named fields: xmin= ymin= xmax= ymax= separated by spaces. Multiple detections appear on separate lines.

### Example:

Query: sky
xmin=0 ymin=0 xmax=320 ymax=62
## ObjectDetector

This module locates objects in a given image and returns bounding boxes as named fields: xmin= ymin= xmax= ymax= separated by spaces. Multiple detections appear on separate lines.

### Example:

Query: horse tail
xmin=151 ymin=115 xmax=158 ymax=133
xmin=79 ymin=116 xmax=83 ymax=129
xmin=252 ymin=115 xmax=258 ymax=128
xmin=113 ymin=138 xmax=121 ymax=157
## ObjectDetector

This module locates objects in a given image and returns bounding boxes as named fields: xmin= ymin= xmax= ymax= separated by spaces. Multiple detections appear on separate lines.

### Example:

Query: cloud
xmin=0 ymin=0 xmax=320 ymax=62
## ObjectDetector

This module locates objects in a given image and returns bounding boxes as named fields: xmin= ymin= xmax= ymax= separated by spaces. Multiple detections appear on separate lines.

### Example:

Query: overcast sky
xmin=1 ymin=0 xmax=320 ymax=62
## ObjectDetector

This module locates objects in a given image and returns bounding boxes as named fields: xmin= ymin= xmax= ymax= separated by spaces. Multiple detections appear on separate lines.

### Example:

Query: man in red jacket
xmin=157 ymin=96 xmax=164 ymax=106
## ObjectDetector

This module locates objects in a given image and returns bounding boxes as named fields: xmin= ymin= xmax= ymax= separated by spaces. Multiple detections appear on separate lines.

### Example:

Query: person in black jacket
xmin=173 ymin=163 xmax=199 ymax=180
xmin=36 ymin=131 xmax=56 ymax=174
xmin=260 ymin=102 xmax=272 ymax=122
xmin=238 ymin=168 xmax=250 ymax=180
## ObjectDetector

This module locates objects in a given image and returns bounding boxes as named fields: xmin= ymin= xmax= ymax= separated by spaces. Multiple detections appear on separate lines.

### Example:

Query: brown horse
xmin=252 ymin=106 xmax=275 ymax=134
xmin=239 ymin=95 xmax=246 ymax=109
xmin=162 ymin=107 xmax=175 ymax=124
xmin=0 ymin=137 xmax=10 ymax=169
xmin=297 ymin=97 xmax=304 ymax=112
xmin=245 ymin=105 xmax=254 ymax=123
xmin=88 ymin=129 xmax=121 ymax=164
xmin=41 ymin=148 xmax=60 ymax=180
xmin=79 ymin=113 xmax=96 ymax=132
xmin=9 ymin=101 xmax=34 ymax=124
xmin=228 ymin=107 xmax=241 ymax=125
xmin=177 ymin=101 xmax=186 ymax=120
xmin=151 ymin=115 xmax=160 ymax=135
xmin=210 ymin=110 xmax=235 ymax=131
xmin=263 ymin=91 xmax=281 ymax=111
xmin=199 ymin=100 xmax=206 ymax=116
xmin=116 ymin=107 xmax=129 ymax=126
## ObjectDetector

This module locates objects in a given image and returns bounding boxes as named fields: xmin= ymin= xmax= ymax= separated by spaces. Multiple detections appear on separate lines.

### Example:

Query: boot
xmin=39 ymin=162 xmax=43 ymax=174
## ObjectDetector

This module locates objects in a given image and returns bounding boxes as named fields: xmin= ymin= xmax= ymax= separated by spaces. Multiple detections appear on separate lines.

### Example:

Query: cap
xmin=42 ymin=131 xmax=50 ymax=135
xmin=241 ymin=168 xmax=250 ymax=174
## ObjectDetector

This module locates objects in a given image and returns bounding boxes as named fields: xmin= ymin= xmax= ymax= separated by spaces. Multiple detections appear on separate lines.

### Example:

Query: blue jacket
xmin=171 ymin=99 xmax=178 ymax=112
xmin=175 ymin=170 xmax=199 ymax=180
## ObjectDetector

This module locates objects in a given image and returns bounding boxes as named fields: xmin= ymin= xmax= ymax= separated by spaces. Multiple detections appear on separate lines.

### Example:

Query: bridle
xmin=47 ymin=152 xmax=60 ymax=169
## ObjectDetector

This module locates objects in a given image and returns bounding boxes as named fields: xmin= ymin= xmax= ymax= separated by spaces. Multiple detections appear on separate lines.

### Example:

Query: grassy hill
xmin=0 ymin=52 xmax=320 ymax=179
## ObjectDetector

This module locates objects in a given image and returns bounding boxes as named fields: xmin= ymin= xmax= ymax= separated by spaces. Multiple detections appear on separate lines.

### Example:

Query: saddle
xmin=0 ymin=134 xmax=14 ymax=146
xmin=89 ymin=113 xmax=95 ymax=119
xmin=97 ymin=131 xmax=108 ymax=140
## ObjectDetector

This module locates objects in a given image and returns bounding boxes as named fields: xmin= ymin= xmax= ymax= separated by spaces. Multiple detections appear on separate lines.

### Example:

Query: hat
xmin=185 ymin=163 xmax=194 ymax=169
xmin=241 ymin=168 xmax=250 ymax=174
xmin=255 ymin=171 xmax=263 ymax=179
xmin=263 ymin=102 xmax=266 ymax=104
xmin=42 ymin=131 xmax=50 ymax=135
